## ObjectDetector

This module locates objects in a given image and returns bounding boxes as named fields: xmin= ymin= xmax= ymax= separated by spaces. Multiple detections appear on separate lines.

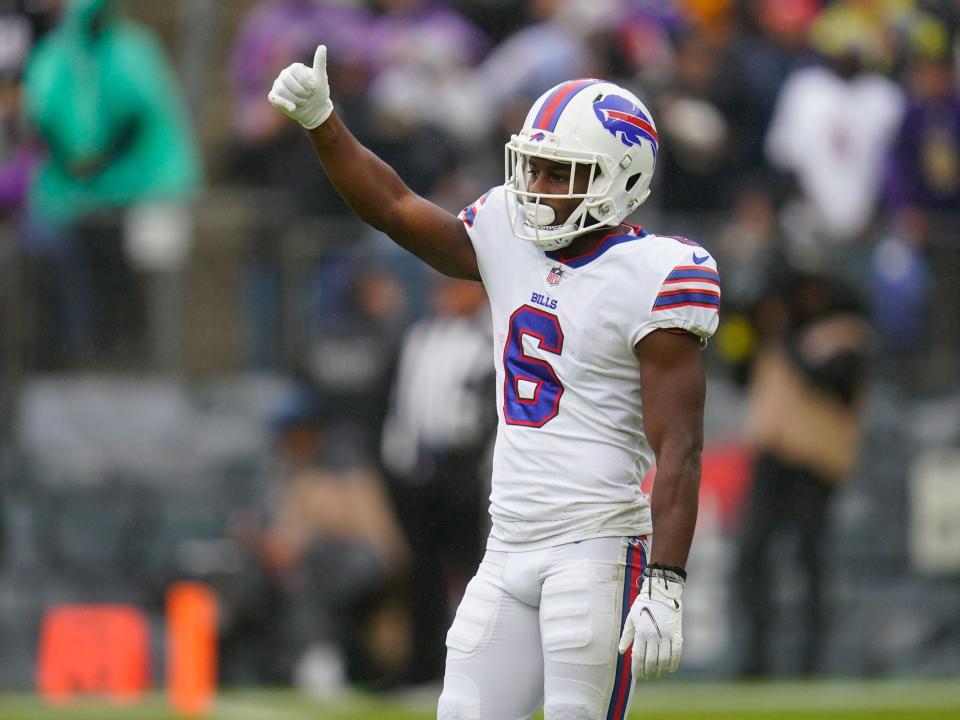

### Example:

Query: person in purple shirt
xmin=368 ymin=0 xmax=489 ymax=71
xmin=885 ymin=52 xmax=960 ymax=213
xmin=231 ymin=0 xmax=372 ymax=144
xmin=881 ymin=48 xmax=960 ymax=375
xmin=228 ymin=1 xmax=374 ymax=368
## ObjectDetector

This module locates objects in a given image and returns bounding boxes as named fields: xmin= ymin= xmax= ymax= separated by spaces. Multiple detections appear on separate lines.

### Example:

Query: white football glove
xmin=617 ymin=571 xmax=684 ymax=680
xmin=267 ymin=45 xmax=334 ymax=130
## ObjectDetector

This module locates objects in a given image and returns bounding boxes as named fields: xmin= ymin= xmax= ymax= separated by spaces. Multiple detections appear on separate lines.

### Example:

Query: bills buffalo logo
xmin=529 ymin=132 xmax=547 ymax=142
xmin=593 ymin=96 xmax=659 ymax=156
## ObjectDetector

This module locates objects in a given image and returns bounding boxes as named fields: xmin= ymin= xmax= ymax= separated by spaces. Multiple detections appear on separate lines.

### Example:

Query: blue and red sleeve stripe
xmin=653 ymin=289 xmax=721 ymax=310
xmin=663 ymin=267 xmax=720 ymax=285
xmin=459 ymin=189 xmax=494 ymax=228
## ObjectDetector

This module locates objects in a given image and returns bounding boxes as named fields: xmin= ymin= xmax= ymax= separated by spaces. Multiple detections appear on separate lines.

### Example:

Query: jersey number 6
xmin=503 ymin=305 xmax=564 ymax=427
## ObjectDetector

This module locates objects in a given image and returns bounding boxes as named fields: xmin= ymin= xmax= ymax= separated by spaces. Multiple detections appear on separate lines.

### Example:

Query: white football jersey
xmin=459 ymin=186 xmax=720 ymax=550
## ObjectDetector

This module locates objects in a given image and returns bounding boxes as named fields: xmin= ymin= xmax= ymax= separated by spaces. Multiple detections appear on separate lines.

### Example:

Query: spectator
xmin=229 ymin=0 xmax=372 ymax=208
xmin=868 ymin=212 xmax=931 ymax=359
xmin=0 ymin=0 xmax=62 ymax=71
xmin=228 ymin=0 xmax=374 ymax=368
xmin=0 ymin=75 xmax=37 ymax=220
xmin=361 ymin=0 xmax=487 ymax=209
xmin=1 ymin=0 xmax=61 ymax=214
xmin=233 ymin=381 xmax=408 ymax=694
xmin=616 ymin=0 xmax=687 ymax=90
xmin=715 ymin=0 xmax=820 ymax=180
xmin=367 ymin=0 xmax=491 ymax=144
xmin=711 ymin=181 xmax=789 ymax=382
xmin=654 ymin=28 xmax=732 ymax=212
xmin=380 ymin=276 xmax=496 ymax=685
xmin=1 ymin=1 xmax=62 ymax=374
xmin=765 ymin=23 xmax=905 ymax=249
xmin=877 ymin=23 xmax=957 ymax=382
xmin=885 ymin=47 xmax=960 ymax=215
xmin=21 ymin=0 xmax=200 ymax=367
xmin=306 ymin=265 xmax=408 ymax=464
xmin=736 ymin=271 xmax=872 ymax=677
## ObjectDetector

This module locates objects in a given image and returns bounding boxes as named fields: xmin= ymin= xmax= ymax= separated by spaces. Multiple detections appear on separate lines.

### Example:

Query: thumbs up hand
xmin=268 ymin=45 xmax=334 ymax=130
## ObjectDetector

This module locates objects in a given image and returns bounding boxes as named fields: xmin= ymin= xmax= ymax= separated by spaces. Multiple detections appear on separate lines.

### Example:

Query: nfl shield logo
xmin=547 ymin=266 xmax=564 ymax=285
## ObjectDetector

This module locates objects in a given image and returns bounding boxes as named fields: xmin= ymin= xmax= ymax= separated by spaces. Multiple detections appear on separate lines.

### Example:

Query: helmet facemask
xmin=504 ymin=136 xmax=620 ymax=251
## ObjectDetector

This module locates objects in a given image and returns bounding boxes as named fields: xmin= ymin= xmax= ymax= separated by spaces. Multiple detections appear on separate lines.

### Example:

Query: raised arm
xmin=268 ymin=45 xmax=479 ymax=280
xmin=618 ymin=328 xmax=705 ymax=681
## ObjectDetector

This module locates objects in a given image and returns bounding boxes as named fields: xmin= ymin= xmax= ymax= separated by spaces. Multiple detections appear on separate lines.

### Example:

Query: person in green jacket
xmin=21 ymin=0 xmax=201 ymax=367
xmin=23 ymin=0 xmax=200 ymax=219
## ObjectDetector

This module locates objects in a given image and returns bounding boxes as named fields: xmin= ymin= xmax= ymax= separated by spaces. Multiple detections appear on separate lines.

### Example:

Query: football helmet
xmin=505 ymin=79 xmax=658 ymax=250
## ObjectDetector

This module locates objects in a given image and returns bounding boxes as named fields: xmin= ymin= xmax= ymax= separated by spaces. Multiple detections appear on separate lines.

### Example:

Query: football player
xmin=269 ymin=47 xmax=720 ymax=720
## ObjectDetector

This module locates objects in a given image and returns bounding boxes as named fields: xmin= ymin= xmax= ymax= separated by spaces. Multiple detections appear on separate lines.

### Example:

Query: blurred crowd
xmin=2 ymin=0 xmax=959 ymax=378
xmin=220 ymin=0 xmax=960 ymax=390
xmin=1 ymin=0 xmax=960 ymax=695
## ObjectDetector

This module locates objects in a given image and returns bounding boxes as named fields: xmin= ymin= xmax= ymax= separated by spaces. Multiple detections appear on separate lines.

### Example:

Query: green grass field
xmin=0 ymin=679 xmax=958 ymax=719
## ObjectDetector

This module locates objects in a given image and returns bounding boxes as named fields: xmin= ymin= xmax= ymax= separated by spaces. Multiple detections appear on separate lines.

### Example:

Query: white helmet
xmin=504 ymin=79 xmax=658 ymax=250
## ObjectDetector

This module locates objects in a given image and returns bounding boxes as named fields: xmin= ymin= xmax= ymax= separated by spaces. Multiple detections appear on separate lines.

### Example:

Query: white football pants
xmin=437 ymin=535 xmax=648 ymax=720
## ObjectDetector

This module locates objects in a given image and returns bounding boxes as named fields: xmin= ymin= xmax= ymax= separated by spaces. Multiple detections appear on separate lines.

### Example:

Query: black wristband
xmin=644 ymin=564 xmax=687 ymax=583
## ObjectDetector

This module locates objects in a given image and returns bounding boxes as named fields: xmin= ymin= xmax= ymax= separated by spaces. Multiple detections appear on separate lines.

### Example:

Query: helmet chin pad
xmin=524 ymin=203 xmax=556 ymax=226
xmin=516 ymin=194 xmax=593 ymax=250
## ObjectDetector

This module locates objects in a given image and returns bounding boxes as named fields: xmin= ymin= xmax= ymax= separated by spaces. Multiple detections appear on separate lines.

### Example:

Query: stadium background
xmin=1 ymin=0 xmax=959 ymax=717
